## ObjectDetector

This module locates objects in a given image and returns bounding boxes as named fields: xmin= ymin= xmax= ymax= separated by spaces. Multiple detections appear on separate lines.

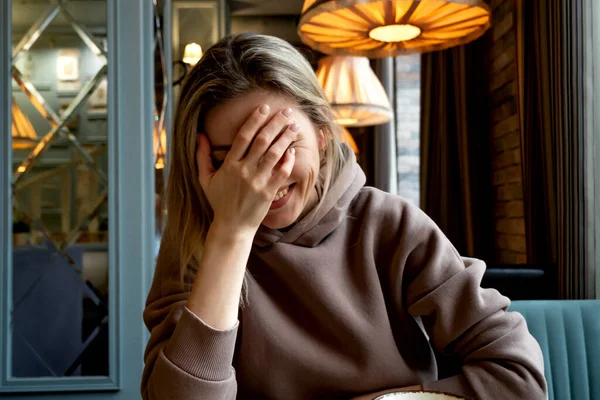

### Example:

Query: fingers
xmin=226 ymin=104 xmax=271 ymax=162
xmin=244 ymin=107 xmax=294 ymax=165
xmin=196 ymin=133 xmax=215 ymax=190
xmin=267 ymin=147 xmax=295 ymax=191
xmin=256 ymin=121 xmax=299 ymax=175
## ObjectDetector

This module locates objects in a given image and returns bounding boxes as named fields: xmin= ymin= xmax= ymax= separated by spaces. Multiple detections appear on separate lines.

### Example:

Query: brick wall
xmin=487 ymin=0 xmax=527 ymax=264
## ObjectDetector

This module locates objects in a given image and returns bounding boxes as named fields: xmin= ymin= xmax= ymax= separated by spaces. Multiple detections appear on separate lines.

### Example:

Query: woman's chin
xmin=262 ymin=216 xmax=297 ymax=230
xmin=262 ymin=208 xmax=301 ymax=230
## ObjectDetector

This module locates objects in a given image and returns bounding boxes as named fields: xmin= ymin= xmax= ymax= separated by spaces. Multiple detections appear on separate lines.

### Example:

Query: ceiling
xmin=10 ymin=0 xmax=306 ymax=46
xmin=11 ymin=0 xmax=304 ymax=29
xmin=229 ymin=0 xmax=304 ymax=16
xmin=12 ymin=0 xmax=107 ymax=33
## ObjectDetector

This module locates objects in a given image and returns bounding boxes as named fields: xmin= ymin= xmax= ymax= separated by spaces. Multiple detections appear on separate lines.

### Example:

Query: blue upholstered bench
xmin=509 ymin=300 xmax=600 ymax=400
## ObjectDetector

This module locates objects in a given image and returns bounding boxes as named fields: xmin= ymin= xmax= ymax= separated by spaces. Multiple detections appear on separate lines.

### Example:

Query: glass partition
xmin=11 ymin=0 xmax=109 ymax=378
xmin=151 ymin=0 xmax=227 ymax=245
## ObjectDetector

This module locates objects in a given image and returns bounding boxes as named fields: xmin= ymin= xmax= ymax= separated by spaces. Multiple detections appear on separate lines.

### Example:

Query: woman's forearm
xmin=186 ymin=221 xmax=254 ymax=330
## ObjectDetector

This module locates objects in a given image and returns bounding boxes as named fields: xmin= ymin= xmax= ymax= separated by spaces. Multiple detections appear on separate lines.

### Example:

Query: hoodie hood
xmin=254 ymin=144 xmax=366 ymax=248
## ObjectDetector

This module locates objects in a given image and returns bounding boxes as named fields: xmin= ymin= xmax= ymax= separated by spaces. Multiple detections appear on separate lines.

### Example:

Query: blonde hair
xmin=158 ymin=33 xmax=347 ymax=292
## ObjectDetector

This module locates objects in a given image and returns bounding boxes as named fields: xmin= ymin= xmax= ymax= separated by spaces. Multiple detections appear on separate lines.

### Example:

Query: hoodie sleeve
xmin=141 ymin=259 xmax=238 ymax=400
xmin=390 ymin=200 xmax=547 ymax=400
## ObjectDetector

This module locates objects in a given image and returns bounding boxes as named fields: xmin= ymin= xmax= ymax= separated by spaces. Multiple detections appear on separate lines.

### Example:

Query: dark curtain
xmin=521 ymin=0 xmax=587 ymax=299
xmin=420 ymin=39 xmax=494 ymax=260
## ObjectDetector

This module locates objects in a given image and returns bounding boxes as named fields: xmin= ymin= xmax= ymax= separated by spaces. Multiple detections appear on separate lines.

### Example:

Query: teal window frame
xmin=0 ymin=0 xmax=155 ymax=394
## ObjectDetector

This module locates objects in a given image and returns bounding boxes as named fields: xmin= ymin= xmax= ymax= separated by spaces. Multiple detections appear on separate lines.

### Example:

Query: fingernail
xmin=282 ymin=107 xmax=293 ymax=118
xmin=290 ymin=123 xmax=300 ymax=132
xmin=259 ymin=104 xmax=270 ymax=115
xmin=289 ymin=147 xmax=295 ymax=155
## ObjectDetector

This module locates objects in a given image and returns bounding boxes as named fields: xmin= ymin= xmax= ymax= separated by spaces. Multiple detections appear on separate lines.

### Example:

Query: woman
xmin=142 ymin=33 xmax=546 ymax=400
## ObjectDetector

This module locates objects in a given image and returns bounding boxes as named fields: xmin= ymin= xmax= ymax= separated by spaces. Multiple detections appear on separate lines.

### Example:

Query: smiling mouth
xmin=274 ymin=185 xmax=290 ymax=201
xmin=270 ymin=183 xmax=295 ymax=210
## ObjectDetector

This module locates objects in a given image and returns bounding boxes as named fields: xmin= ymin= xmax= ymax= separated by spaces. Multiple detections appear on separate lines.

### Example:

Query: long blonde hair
xmin=159 ymin=33 xmax=347 ymax=289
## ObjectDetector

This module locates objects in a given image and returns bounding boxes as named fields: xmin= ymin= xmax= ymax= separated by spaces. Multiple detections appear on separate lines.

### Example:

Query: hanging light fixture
xmin=182 ymin=42 xmax=202 ymax=66
xmin=339 ymin=126 xmax=359 ymax=154
xmin=155 ymin=145 xmax=166 ymax=170
xmin=154 ymin=118 xmax=167 ymax=170
xmin=11 ymin=98 xmax=38 ymax=150
xmin=298 ymin=0 xmax=491 ymax=58
xmin=317 ymin=56 xmax=392 ymax=127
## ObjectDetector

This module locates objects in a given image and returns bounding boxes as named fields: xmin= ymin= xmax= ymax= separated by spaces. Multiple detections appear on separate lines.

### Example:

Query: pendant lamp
xmin=339 ymin=126 xmax=359 ymax=154
xmin=11 ymin=98 xmax=38 ymax=150
xmin=317 ymin=56 xmax=392 ymax=127
xmin=154 ymin=119 xmax=167 ymax=170
xmin=155 ymin=146 xmax=166 ymax=170
xmin=298 ymin=0 xmax=491 ymax=57
xmin=182 ymin=42 xmax=202 ymax=66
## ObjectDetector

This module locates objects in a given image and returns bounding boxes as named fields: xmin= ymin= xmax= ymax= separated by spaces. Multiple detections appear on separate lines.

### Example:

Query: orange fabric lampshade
xmin=317 ymin=56 xmax=392 ymax=127
xmin=154 ymin=119 xmax=167 ymax=170
xmin=339 ymin=126 xmax=359 ymax=154
xmin=11 ymin=98 xmax=38 ymax=150
xmin=299 ymin=0 xmax=491 ymax=57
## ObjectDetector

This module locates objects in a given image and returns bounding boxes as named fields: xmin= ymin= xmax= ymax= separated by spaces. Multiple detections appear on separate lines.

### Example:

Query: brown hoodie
xmin=142 ymin=146 xmax=547 ymax=400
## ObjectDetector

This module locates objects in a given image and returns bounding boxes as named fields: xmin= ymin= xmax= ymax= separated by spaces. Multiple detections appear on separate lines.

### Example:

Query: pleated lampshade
xmin=339 ymin=126 xmax=359 ymax=154
xmin=183 ymin=42 xmax=203 ymax=66
xmin=298 ymin=0 xmax=491 ymax=57
xmin=11 ymin=98 xmax=38 ymax=150
xmin=155 ymin=145 xmax=166 ymax=170
xmin=317 ymin=56 xmax=392 ymax=127
xmin=154 ymin=119 xmax=167 ymax=170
